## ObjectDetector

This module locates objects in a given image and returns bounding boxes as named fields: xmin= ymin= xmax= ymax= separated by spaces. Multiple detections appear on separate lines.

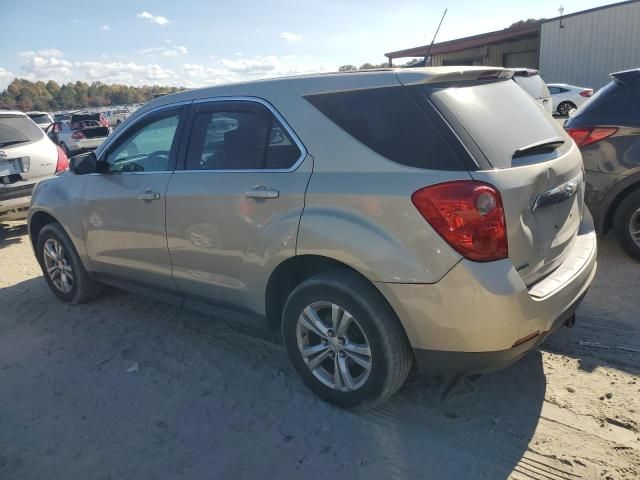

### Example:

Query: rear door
xmin=407 ymin=77 xmax=584 ymax=285
xmin=165 ymin=98 xmax=311 ymax=316
xmin=83 ymin=105 xmax=187 ymax=296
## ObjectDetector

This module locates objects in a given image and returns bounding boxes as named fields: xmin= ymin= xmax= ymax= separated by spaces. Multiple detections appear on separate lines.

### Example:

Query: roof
xmin=385 ymin=23 xmax=539 ymax=59
xmin=0 ymin=110 xmax=27 ymax=116
xmin=129 ymin=66 xmax=510 ymax=121
xmin=611 ymin=68 xmax=640 ymax=86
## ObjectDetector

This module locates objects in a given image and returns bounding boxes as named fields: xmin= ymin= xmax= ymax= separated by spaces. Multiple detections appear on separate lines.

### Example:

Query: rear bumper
xmin=0 ymin=184 xmax=34 ymax=219
xmin=375 ymin=212 xmax=597 ymax=375
xmin=68 ymin=137 xmax=105 ymax=153
xmin=412 ymin=292 xmax=585 ymax=375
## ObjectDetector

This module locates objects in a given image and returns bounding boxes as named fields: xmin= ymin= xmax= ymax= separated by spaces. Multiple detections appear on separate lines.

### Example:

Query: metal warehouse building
xmin=385 ymin=0 xmax=640 ymax=89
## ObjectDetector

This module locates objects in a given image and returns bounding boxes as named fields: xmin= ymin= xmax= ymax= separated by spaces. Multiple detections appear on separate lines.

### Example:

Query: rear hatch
xmin=70 ymin=118 xmax=110 ymax=138
xmin=0 ymin=114 xmax=56 ymax=185
xmin=398 ymin=69 xmax=584 ymax=285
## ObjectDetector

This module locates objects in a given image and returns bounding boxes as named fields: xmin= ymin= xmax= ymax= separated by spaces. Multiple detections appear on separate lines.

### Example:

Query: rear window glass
xmin=28 ymin=114 xmax=51 ymax=124
xmin=0 ymin=115 xmax=44 ymax=147
xmin=305 ymin=87 xmax=468 ymax=170
xmin=425 ymin=79 xmax=566 ymax=168
xmin=513 ymin=74 xmax=551 ymax=99
xmin=572 ymin=81 xmax=640 ymax=126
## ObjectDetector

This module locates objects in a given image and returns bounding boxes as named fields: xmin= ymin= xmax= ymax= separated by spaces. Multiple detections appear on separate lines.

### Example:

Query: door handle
xmin=243 ymin=187 xmax=279 ymax=199
xmin=138 ymin=190 xmax=161 ymax=201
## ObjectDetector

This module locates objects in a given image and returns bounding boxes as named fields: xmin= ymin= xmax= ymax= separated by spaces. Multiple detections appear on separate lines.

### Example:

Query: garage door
xmin=503 ymin=51 xmax=538 ymax=68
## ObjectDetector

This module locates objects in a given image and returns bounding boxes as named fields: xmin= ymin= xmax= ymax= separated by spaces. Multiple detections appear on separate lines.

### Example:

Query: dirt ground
xmin=1 ymin=220 xmax=638 ymax=480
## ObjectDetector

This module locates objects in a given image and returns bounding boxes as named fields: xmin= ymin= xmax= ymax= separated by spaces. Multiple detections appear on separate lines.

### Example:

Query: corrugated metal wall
xmin=431 ymin=38 xmax=539 ymax=68
xmin=431 ymin=47 xmax=486 ymax=66
xmin=540 ymin=1 xmax=640 ymax=89
xmin=487 ymin=38 xmax=539 ymax=67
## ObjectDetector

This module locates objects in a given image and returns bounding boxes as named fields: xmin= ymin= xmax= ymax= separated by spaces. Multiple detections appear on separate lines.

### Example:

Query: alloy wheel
xmin=296 ymin=301 xmax=372 ymax=392
xmin=629 ymin=208 xmax=640 ymax=248
xmin=43 ymin=238 xmax=74 ymax=293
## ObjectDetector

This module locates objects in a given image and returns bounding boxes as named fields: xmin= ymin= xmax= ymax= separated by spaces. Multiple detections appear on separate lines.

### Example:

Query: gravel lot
xmin=1 ymin=220 xmax=639 ymax=479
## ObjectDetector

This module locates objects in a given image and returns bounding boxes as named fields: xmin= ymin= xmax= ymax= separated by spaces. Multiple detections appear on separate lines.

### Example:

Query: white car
xmin=26 ymin=111 xmax=54 ymax=130
xmin=547 ymin=83 xmax=594 ymax=116
xmin=103 ymin=108 xmax=130 ymax=127
xmin=0 ymin=111 xmax=67 ymax=220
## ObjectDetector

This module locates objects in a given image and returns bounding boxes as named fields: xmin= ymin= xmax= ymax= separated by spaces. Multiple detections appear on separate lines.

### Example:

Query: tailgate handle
xmin=531 ymin=174 xmax=580 ymax=212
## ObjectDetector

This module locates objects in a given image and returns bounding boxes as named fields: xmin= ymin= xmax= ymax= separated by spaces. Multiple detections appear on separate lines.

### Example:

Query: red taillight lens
xmin=566 ymin=127 xmax=617 ymax=147
xmin=55 ymin=146 xmax=69 ymax=173
xmin=71 ymin=131 xmax=85 ymax=140
xmin=411 ymin=181 xmax=508 ymax=262
xmin=579 ymin=89 xmax=593 ymax=97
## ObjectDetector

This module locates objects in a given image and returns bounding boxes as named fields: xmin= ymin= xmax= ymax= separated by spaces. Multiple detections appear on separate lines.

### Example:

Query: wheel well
xmin=602 ymin=182 xmax=640 ymax=233
xmin=29 ymin=211 xmax=58 ymax=251
xmin=265 ymin=255 xmax=372 ymax=332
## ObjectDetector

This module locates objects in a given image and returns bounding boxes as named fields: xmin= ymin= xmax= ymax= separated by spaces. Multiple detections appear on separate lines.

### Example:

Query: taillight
xmin=55 ymin=146 xmax=69 ymax=173
xmin=565 ymin=127 xmax=617 ymax=147
xmin=579 ymin=89 xmax=593 ymax=97
xmin=71 ymin=131 xmax=85 ymax=140
xmin=411 ymin=181 xmax=508 ymax=262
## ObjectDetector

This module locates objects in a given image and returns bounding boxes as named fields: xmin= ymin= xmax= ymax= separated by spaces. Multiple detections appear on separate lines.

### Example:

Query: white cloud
xmin=0 ymin=67 xmax=16 ymax=91
xmin=19 ymin=49 xmax=64 ymax=58
xmin=280 ymin=32 xmax=302 ymax=42
xmin=181 ymin=55 xmax=334 ymax=87
xmin=19 ymin=51 xmax=73 ymax=83
xmin=137 ymin=11 xmax=170 ymax=26
xmin=101 ymin=25 xmax=110 ymax=31
xmin=137 ymin=45 xmax=188 ymax=57
xmin=75 ymin=61 xmax=177 ymax=85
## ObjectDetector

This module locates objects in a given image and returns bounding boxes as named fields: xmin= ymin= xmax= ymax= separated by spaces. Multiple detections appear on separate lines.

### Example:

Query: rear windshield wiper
xmin=0 ymin=139 xmax=30 ymax=148
xmin=513 ymin=138 xmax=565 ymax=159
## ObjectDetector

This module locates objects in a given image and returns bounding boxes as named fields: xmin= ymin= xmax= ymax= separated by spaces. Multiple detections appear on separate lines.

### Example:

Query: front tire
xmin=614 ymin=189 xmax=640 ymax=261
xmin=36 ymin=223 xmax=101 ymax=303
xmin=282 ymin=270 xmax=412 ymax=409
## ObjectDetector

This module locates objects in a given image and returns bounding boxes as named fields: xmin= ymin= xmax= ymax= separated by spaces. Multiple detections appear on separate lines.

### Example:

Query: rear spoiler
xmin=511 ymin=68 xmax=539 ymax=77
xmin=396 ymin=67 xmax=512 ymax=86
xmin=611 ymin=69 xmax=640 ymax=87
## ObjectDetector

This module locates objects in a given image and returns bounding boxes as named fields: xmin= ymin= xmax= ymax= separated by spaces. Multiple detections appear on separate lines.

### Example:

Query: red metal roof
xmin=385 ymin=23 xmax=540 ymax=59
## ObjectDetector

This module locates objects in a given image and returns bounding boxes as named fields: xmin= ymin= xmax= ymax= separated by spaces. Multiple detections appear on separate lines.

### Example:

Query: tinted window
xmin=513 ymin=74 xmax=551 ymax=99
xmin=305 ymin=87 xmax=467 ymax=170
xmin=572 ymin=81 xmax=640 ymax=126
xmin=28 ymin=113 xmax=52 ymax=124
xmin=0 ymin=115 xmax=44 ymax=147
xmin=106 ymin=113 xmax=180 ymax=172
xmin=185 ymin=103 xmax=302 ymax=170
xmin=426 ymin=79 xmax=566 ymax=168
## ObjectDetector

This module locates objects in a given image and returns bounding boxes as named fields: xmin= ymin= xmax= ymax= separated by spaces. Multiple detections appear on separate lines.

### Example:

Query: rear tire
xmin=36 ymin=223 xmax=101 ymax=303
xmin=557 ymin=101 xmax=576 ymax=116
xmin=614 ymin=189 xmax=640 ymax=261
xmin=282 ymin=270 xmax=412 ymax=409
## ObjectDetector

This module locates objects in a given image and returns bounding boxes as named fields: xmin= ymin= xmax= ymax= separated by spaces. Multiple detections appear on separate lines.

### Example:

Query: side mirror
xmin=70 ymin=151 xmax=100 ymax=175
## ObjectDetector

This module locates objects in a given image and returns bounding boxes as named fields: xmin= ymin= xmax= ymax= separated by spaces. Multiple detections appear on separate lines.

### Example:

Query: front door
xmin=165 ymin=99 xmax=312 ymax=316
xmin=83 ymin=106 xmax=187 ymax=294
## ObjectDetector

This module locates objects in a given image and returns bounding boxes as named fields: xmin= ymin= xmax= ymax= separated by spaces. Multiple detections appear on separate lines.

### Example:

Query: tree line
xmin=0 ymin=79 xmax=184 ymax=112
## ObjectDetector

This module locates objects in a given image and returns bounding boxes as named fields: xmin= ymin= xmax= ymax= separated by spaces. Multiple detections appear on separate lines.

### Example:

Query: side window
xmin=548 ymin=86 xmax=560 ymax=94
xmin=185 ymin=102 xmax=302 ymax=171
xmin=305 ymin=86 xmax=467 ymax=170
xmin=106 ymin=112 xmax=181 ymax=173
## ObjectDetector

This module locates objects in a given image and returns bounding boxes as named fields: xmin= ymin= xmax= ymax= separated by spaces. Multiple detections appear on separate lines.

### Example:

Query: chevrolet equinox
xmin=28 ymin=67 xmax=597 ymax=408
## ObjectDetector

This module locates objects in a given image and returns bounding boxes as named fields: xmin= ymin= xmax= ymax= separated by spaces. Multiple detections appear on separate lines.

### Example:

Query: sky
xmin=0 ymin=0 xmax=619 ymax=90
